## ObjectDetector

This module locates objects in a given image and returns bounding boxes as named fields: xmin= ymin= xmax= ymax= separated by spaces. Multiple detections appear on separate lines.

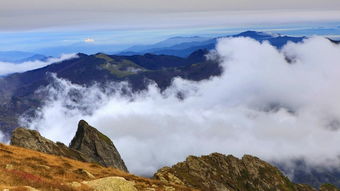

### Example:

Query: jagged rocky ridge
xmin=154 ymin=153 xmax=339 ymax=191
xmin=10 ymin=120 xmax=128 ymax=172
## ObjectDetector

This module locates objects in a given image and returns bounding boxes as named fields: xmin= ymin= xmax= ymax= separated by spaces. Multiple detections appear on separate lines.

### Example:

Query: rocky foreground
xmin=1 ymin=120 xmax=339 ymax=191
xmin=0 ymin=143 xmax=194 ymax=191
xmin=154 ymin=153 xmax=339 ymax=191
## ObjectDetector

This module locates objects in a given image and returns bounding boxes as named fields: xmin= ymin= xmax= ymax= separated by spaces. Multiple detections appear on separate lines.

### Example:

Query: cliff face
xmin=69 ymin=120 xmax=128 ymax=172
xmin=154 ymin=153 xmax=335 ymax=191
xmin=10 ymin=120 xmax=128 ymax=172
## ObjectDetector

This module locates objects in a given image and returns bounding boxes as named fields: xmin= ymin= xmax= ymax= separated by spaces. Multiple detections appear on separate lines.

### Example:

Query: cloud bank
xmin=0 ymin=54 xmax=78 ymax=76
xmin=20 ymin=37 xmax=340 ymax=176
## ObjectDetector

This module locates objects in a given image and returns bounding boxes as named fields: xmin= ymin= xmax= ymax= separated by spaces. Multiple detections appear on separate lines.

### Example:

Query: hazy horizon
xmin=1 ymin=23 xmax=340 ymax=56
xmin=1 ymin=0 xmax=340 ymax=56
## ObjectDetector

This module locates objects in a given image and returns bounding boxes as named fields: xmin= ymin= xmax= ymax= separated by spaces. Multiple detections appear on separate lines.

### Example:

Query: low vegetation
xmin=96 ymin=53 xmax=145 ymax=78
xmin=0 ymin=143 xmax=195 ymax=191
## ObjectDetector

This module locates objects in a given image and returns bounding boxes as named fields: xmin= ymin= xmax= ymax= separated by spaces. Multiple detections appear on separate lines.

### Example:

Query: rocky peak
xmin=10 ymin=127 xmax=90 ymax=162
xmin=69 ymin=120 xmax=128 ymax=172
xmin=154 ymin=152 xmax=318 ymax=191
xmin=10 ymin=120 xmax=128 ymax=173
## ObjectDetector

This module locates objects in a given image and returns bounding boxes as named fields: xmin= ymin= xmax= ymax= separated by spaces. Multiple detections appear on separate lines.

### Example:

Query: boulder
xmin=81 ymin=176 xmax=137 ymax=191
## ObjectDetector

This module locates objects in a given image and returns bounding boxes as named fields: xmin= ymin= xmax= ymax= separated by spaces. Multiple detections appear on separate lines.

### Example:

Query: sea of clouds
xmin=0 ymin=54 xmax=78 ymax=76
xmin=15 ymin=36 xmax=340 ymax=176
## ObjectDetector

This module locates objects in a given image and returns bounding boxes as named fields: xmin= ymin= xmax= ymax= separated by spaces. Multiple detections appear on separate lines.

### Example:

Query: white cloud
xmin=0 ymin=54 xmax=78 ymax=76
xmin=19 ymin=37 xmax=340 ymax=176
xmin=84 ymin=38 xmax=95 ymax=43
xmin=0 ymin=131 xmax=4 ymax=143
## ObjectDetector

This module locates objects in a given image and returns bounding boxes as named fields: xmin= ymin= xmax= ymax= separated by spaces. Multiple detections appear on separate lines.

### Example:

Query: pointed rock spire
xmin=70 ymin=120 xmax=128 ymax=172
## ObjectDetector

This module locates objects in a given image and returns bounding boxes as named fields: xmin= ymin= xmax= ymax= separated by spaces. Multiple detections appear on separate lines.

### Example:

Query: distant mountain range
xmin=119 ymin=31 xmax=306 ymax=57
xmin=125 ymin=36 xmax=211 ymax=52
xmin=3 ymin=31 xmax=339 ymax=59
xmin=3 ymin=31 xmax=338 ymax=61
xmin=36 ymin=42 xmax=130 ymax=57
xmin=0 ymin=51 xmax=48 ymax=63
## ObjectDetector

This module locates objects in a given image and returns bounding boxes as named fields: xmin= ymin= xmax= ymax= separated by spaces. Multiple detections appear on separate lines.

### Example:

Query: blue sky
xmin=1 ymin=22 xmax=340 ymax=56
xmin=1 ymin=0 xmax=340 ymax=55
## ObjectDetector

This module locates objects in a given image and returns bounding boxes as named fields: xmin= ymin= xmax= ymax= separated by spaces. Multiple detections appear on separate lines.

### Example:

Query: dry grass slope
xmin=0 ymin=143 xmax=196 ymax=191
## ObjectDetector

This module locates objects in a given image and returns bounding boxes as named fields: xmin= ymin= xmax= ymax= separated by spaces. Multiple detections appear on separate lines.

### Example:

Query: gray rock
xmin=10 ymin=127 xmax=91 ymax=163
xmin=10 ymin=120 xmax=128 ymax=172
xmin=154 ymin=153 xmax=312 ymax=191
xmin=69 ymin=120 xmax=128 ymax=172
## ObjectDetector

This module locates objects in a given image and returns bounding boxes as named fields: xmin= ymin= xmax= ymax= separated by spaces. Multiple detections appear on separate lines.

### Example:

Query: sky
xmin=1 ymin=0 xmax=340 ymax=31
xmin=1 ymin=0 xmax=340 ymax=54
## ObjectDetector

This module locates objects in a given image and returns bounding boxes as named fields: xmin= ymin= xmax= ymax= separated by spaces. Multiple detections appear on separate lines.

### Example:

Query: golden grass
xmin=0 ymin=143 xmax=195 ymax=191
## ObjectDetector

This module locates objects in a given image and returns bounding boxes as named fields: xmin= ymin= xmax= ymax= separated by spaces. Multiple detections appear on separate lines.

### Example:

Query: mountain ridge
xmin=119 ymin=31 xmax=305 ymax=57
xmin=0 ymin=51 xmax=48 ymax=63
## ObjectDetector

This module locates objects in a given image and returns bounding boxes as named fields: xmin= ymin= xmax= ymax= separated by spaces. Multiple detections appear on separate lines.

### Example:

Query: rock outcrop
xmin=320 ymin=184 xmax=340 ymax=191
xmin=10 ymin=120 xmax=128 ymax=172
xmin=69 ymin=120 xmax=128 ymax=172
xmin=154 ymin=153 xmax=318 ymax=191
xmin=10 ymin=127 xmax=91 ymax=163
